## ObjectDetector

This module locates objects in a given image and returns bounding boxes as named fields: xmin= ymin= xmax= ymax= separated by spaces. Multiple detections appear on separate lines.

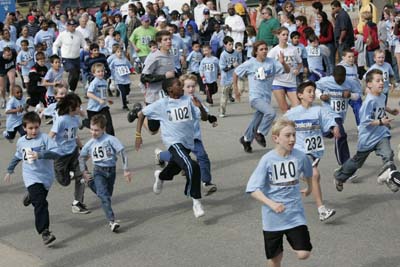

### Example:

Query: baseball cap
xmin=67 ymin=19 xmax=78 ymax=26
xmin=203 ymin=8 xmax=210 ymax=15
xmin=28 ymin=15 xmax=35 ymax=21
xmin=140 ymin=14 xmax=150 ymax=22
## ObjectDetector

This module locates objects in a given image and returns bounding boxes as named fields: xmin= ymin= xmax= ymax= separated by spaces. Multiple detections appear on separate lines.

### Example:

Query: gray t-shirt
xmin=142 ymin=50 xmax=175 ymax=103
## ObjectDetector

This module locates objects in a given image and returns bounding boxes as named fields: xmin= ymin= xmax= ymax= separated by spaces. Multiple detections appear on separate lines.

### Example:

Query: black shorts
xmin=263 ymin=225 xmax=312 ymax=259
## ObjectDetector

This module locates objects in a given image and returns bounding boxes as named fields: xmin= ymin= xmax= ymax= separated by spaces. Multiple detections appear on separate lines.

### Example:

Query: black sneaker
xmin=127 ymin=102 xmax=142 ymax=123
xmin=254 ymin=132 xmax=266 ymax=147
xmin=107 ymin=88 xmax=114 ymax=97
xmin=229 ymin=96 xmax=235 ymax=102
xmin=72 ymin=202 xmax=90 ymax=214
xmin=42 ymin=229 xmax=56 ymax=245
xmin=240 ymin=136 xmax=252 ymax=153
xmin=334 ymin=178 xmax=343 ymax=192
xmin=203 ymin=183 xmax=217 ymax=196
xmin=22 ymin=192 xmax=31 ymax=207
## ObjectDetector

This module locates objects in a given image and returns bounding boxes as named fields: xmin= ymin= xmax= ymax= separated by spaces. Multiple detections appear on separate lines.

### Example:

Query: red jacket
xmin=297 ymin=25 xmax=309 ymax=46
xmin=363 ymin=21 xmax=379 ymax=51
xmin=319 ymin=23 xmax=334 ymax=44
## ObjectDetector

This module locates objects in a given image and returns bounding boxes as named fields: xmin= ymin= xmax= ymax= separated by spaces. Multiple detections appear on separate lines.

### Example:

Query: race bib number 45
xmin=271 ymin=160 xmax=298 ymax=184
xmin=92 ymin=145 xmax=111 ymax=162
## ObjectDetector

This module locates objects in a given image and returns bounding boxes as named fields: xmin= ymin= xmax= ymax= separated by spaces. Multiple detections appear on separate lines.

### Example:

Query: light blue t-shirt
xmin=306 ymin=45 xmax=323 ymax=71
xmin=285 ymin=105 xmax=337 ymax=159
xmin=186 ymin=50 xmax=203 ymax=73
xmin=192 ymin=94 xmax=208 ymax=140
xmin=357 ymin=93 xmax=391 ymax=151
xmin=0 ymin=40 xmax=16 ymax=52
xmin=34 ymin=29 xmax=55 ymax=56
xmin=246 ymin=148 xmax=313 ymax=231
xmin=364 ymin=63 xmax=394 ymax=94
xmin=80 ymin=133 xmax=124 ymax=168
xmin=109 ymin=57 xmax=132 ymax=85
xmin=50 ymin=114 xmax=80 ymax=155
xmin=5 ymin=97 xmax=25 ymax=131
xmin=219 ymin=49 xmax=240 ymax=86
xmin=87 ymin=77 xmax=108 ymax=112
xmin=235 ymin=57 xmax=284 ymax=102
xmin=142 ymin=95 xmax=200 ymax=150
xmin=199 ymin=56 xmax=219 ymax=83
xmin=16 ymin=49 xmax=35 ymax=76
xmin=170 ymin=34 xmax=185 ymax=70
xmin=44 ymin=67 xmax=64 ymax=97
xmin=16 ymin=36 xmax=35 ymax=52
xmin=316 ymin=76 xmax=359 ymax=121
xmin=14 ymin=133 xmax=59 ymax=190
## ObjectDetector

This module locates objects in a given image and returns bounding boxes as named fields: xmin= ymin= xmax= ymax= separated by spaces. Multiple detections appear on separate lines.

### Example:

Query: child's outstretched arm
xmin=135 ymin=111 xmax=145 ymax=151
xmin=4 ymin=156 xmax=21 ymax=183
xmin=119 ymin=149 xmax=132 ymax=183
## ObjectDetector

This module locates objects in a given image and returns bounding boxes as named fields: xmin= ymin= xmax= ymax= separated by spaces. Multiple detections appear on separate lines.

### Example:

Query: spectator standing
xmin=199 ymin=9 xmax=216 ymax=45
xmin=331 ymin=0 xmax=355 ymax=59
xmin=257 ymin=7 xmax=279 ymax=48
xmin=224 ymin=5 xmax=246 ymax=46
xmin=194 ymin=0 xmax=206 ymax=28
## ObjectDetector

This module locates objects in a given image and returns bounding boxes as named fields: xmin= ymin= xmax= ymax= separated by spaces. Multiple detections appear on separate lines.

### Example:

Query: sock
xmin=192 ymin=198 xmax=201 ymax=205
xmin=72 ymin=200 xmax=80 ymax=205
xmin=318 ymin=205 xmax=326 ymax=213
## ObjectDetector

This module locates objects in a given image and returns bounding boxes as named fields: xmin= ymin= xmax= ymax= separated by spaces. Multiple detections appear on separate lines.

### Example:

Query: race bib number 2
xmin=271 ymin=160 xmax=297 ymax=184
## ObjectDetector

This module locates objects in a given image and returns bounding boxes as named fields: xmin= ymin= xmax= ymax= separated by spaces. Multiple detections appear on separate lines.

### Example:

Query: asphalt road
xmin=0 ymin=76 xmax=400 ymax=267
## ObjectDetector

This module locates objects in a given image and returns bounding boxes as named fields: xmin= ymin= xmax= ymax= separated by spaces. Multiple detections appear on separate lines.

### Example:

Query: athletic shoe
xmin=22 ymin=192 xmax=31 ymax=207
xmin=334 ymin=178 xmax=343 ymax=192
xmin=154 ymin=148 xmax=166 ymax=168
xmin=153 ymin=170 xmax=163 ymax=194
xmin=229 ymin=96 xmax=235 ymax=102
xmin=203 ymin=183 xmax=217 ymax=196
xmin=127 ymin=102 xmax=142 ymax=123
xmin=1 ymin=99 xmax=5 ymax=109
xmin=240 ymin=136 xmax=252 ymax=153
xmin=72 ymin=202 xmax=90 ymax=214
xmin=347 ymin=174 xmax=359 ymax=183
xmin=219 ymin=113 xmax=225 ymax=118
xmin=3 ymin=131 xmax=12 ymax=143
xmin=318 ymin=206 xmax=336 ymax=222
xmin=42 ymin=229 xmax=56 ymax=245
xmin=193 ymin=201 xmax=205 ymax=218
xmin=34 ymin=103 xmax=42 ymax=113
xmin=109 ymin=221 xmax=120 ymax=232
xmin=385 ymin=179 xmax=399 ymax=193
xmin=254 ymin=132 xmax=266 ymax=147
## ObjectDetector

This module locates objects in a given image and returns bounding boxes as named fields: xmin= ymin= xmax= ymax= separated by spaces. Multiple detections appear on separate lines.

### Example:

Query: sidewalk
xmin=0 ymin=242 xmax=44 ymax=267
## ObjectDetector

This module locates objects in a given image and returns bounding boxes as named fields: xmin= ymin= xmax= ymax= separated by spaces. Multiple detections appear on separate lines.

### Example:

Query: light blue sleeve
xmin=320 ymin=107 xmax=337 ymax=133
xmin=16 ymin=52 xmax=22 ymax=64
xmin=246 ymin=155 xmax=269 ymax=193
xmin=219 ymin=52 xmax=228 ymax=70
xmin=50 ymin=115 xmax=61 ymax=134
xmin=110 ymin=136 xmax=124 ymax=153
xmin=359 ymin=98 xmax=375 ymax=128
xmin=186 ymin=51 xmax=194 ymax=62
xmin=199 ymin=59 xmax=205 ymax=77
xmin=273 ymin=59 xmax=285 ymax=75
xmin=234 ymin=60 xmax=249 ymax=78
xmin=142 ymin=100 xmax=163 ymax=121
xmin=300 ymin=153 xmax=313 ymax=179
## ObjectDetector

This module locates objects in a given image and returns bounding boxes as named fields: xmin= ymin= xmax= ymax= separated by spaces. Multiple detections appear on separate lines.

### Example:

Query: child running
xmin=3 ymin=85 xmax=27 ymax=142
xmin=234 ymin=40 xmax=289 ymax=153
xmin=199 ymin=44 xmax=219 ymax=105
xmin=334 ymin=69 xmax=400 ymax=192
xmin=155 ymin=74 xmax=218 ymax=195
xmin=87 ymin=62 xmax=115 ymax=135
xmin=49 ymin=93 xmax=89 ymax=214
xmin=79 ymin=114 xmax=132 ymax=232
xmin=246 ymin=118 xmax=313 ymax=267
xmin=285 ymin=81 xmax=339 ymax=221
xmin=4 ymin=112 xmax=60 ymax=245
xmin=135 ymin=78 xmax=208 ymax=218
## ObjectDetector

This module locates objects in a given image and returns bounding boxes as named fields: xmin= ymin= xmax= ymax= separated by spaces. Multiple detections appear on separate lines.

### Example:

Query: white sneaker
xmin=109 ymin=221 xmax=120 ymax=232
xmin=34 ymin=103 xmax=42 ymax=113
xmin=154 ymin=148 xmax=165 ymax=167
xmin=153 ymin=170 xmax=163 ymax=194
xmin=2 ymin=131 xmax=12 ymax=143
xmin=347 ymin=174 xmax=359 ymax=183
xmin=1 ymin=99 xmax=5 ymax=109
xmin=219 ymin=113 xmax=225 ymax=118
xmin=192 ymin=199 xmax=205 ymax=218
xmin=318 ymin=206 xmax=336 ymax=222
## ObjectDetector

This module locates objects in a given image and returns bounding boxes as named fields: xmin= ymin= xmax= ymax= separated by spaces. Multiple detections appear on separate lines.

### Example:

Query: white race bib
xmin=271 ymin=160 xmax=298 ymax=184
xmin=92 ymin=145 xmax=111 ymax=162
xmin=116 ymin=65 xmax=130 ymax=76
xmin=169 ymin=104 xmax=192 ymax=122
xmin=308 ymin=47 xmax=320 ymax=56
xmin=304 ymin=135 xmax=324 ymax=153
xmin=330 ymin=99 xmax=347 ymax=113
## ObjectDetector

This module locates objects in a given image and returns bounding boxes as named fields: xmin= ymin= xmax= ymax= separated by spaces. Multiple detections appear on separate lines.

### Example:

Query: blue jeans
xmin=88 ymin=166 xmax=116 ymax=222
xmin=159 ymin=139 xmax=212 ymax=184
xmin=348 ymin=98 xmax=362 ymax=126
xmin=390 ymin=46 xmax=400 ymax=82
xmin=334 ymin=137 xmax=394 ymax=182
xmin=244 ymin=98 xmax=276 ymax=142
xmin=324 ymin=42 xmax=335 ymax=76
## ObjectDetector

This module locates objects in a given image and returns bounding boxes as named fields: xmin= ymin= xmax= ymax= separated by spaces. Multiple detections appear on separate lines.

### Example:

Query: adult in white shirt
xmin=194 ymin=0 xmax=206 ymax=29
xmin=52 ymin=19 xmax=86 ymax=92
xmin=76 ymin=16 xmax=93 ymax=42
xmin=224 ymin=6 xmax=246 ymax=46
